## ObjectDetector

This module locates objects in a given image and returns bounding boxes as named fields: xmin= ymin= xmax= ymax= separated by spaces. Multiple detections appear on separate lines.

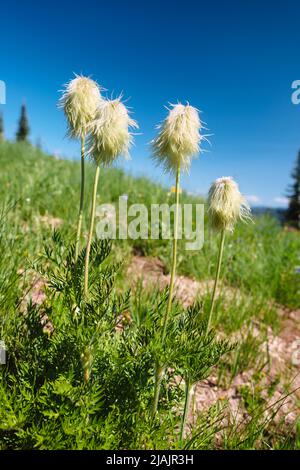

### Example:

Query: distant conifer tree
xmin=285 ymin=150 xmax=300 ymax=228
xmin=0 ymin=111 xmax=4 ymax=143
xmin=16 ymin=104 xmax=30 ymax=142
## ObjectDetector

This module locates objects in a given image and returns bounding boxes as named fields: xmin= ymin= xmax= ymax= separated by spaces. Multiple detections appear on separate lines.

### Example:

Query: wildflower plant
xmin=84 ymin=97 xmax=138 ymax=296
xmin=151 ymin=103 xmax=202 ymax=415
xmin=59 ymin=75 xmax=102 ymax=261
xmin=206 ymin=177 xmax=252 ymax=332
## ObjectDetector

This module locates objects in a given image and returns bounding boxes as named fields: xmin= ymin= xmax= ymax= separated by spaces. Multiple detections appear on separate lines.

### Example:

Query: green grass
xmin=1 ymin=141 xmax=299 ymax=309
xmin=0 ymin=141 xmax=299 ymax=450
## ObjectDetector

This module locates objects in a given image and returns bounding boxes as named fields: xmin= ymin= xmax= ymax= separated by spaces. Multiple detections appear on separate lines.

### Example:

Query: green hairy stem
xmin=152 ymin=163 xmax=181 ymax=416
xmin=179 ymin=378 xmax=192 ymax=444
xmin=84 ymin=165 xmax=100 ymax=297
xmin=206 ymin=229 xmax=226 ymax=334
xmin=75 ymin=135 xmax=86 ymax=262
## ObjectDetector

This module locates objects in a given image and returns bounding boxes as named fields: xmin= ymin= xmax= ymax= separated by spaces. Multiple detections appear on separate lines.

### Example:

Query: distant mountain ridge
xmin=252 ymin=206 xmax=286 ymax=223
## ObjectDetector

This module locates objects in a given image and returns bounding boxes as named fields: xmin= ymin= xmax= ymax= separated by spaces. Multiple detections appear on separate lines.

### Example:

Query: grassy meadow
xmin=0 ymin=141 xmax=299 ymax=449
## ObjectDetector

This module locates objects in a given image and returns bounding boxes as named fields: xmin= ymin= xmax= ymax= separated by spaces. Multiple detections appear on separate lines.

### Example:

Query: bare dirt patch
xmin=18 ymin=269 xmax=47 ymax=309
xmin=38 ymin=215 xmax=63 ymax=230
xmin=127 ymin=255 xmax=242 ymax=308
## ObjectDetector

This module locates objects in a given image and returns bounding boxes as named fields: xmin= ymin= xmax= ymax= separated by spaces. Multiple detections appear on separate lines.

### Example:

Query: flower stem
xmin=161 ymin=163 xmax=181 ymax=343
xmin=179 ymin=377 xmax=192 ymax=445
xmin=84 ymin=165 xmax=100 ymax=297
xmin=152 ymin=163 xmax=181 ymax=417
xmin=152 ymin=361 xmax=164 ymax=417
xmin=206 ymin=229 xmax=225 ymax=334
xmin=75 ymin=136 xmax=85 ymax=262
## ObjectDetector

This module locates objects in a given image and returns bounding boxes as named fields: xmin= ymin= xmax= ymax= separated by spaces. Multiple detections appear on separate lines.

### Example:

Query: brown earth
xmin=127 ymin=255 xmax=243 ymax=308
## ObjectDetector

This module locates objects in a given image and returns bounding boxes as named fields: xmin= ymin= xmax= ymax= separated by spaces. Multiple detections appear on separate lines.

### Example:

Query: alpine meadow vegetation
xmin=0 ymin=77 xmax=299 ymax=450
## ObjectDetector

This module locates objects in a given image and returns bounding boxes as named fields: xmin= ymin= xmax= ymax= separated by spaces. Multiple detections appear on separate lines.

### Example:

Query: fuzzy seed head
xmin=59 ymin=75 xmax=102 ymax=138
xmin=152 ymin=103 xmax=202 ymax=173
xmin=87 ymin=98 xmax=138 ymax=166
xmin=208 ymin=177 xmax=252 ymax=232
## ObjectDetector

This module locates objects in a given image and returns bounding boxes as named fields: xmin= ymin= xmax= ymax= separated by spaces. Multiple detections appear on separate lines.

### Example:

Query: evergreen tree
xmin=0 ymin=111 xmax=4 ymax=143
xmin=16 ymin=104 xmax=30 ymax=142
xmin=285 ymin=151 xmax=300 ymax=228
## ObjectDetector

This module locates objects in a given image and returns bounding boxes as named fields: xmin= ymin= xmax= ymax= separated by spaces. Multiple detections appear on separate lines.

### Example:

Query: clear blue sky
xmin=1 ymin=0 xmax=300 ymax=207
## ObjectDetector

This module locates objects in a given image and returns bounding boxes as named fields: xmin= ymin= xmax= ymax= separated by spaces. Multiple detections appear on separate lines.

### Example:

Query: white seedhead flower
xmin=59 ymin=75 xmax=102 ymax=138
xmin=152 ymin=103 xmax=202 ymax=173
xmin=87 ymin=97 xmax=138 ymax=166
xmin=208 ymin=177 xmax=252 ymax=232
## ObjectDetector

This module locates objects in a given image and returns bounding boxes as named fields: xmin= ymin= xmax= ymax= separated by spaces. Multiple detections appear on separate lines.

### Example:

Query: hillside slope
xmin=0 ymin=142 xmax=299 ymax=449
xmin=0 ymin=141 xmax=299 ymax=308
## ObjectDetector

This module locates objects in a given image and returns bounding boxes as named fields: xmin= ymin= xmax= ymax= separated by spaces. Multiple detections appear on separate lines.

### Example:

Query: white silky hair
xmin=87 ymin=97 xmax=138 ymax=166
xmin=59 ymin=75 xmax=102 ymax=138
xmin=208 ymin=177 xmax=252 ymax=232
xmin=152 ymin=103 xmax=203 ymax=174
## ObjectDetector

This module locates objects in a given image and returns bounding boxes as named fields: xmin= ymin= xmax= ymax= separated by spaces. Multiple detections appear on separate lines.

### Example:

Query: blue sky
xmin=0 ymin=0 xmax=299 ymax=207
